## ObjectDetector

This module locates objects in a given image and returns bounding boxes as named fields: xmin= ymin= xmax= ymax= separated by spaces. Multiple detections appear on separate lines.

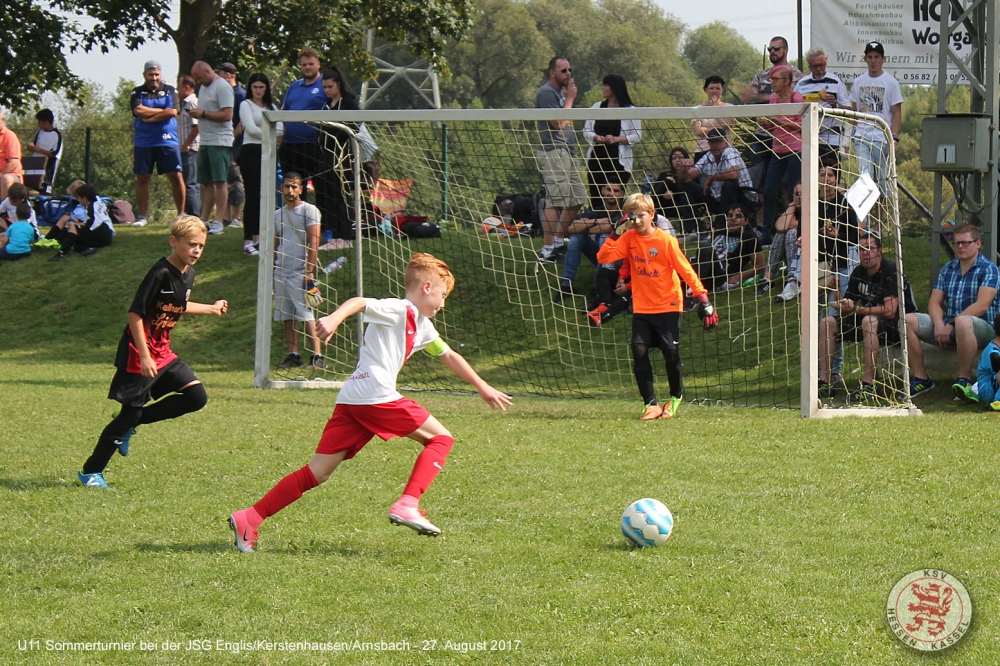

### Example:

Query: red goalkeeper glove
xmin=609 ymin=213 xmax=635 ymax=240
xmin=696 ymin=293 xmax=718 ymax=330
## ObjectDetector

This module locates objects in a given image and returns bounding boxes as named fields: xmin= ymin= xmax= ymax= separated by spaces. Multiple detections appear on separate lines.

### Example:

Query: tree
xmin=682 ymin=21 xmax=760 ymax=103
xmin=50 ymin=0 xmax=473 ymax=85
xmin=0 ymin=1 xmax=82 ymax=112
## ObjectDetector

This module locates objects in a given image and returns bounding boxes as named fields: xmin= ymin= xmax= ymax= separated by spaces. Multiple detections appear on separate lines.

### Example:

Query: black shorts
xmin=632 ymin=312 xmax=683 ymax=353
xmin=839 ymin=314 xmax=900 ymax=346
xmin=108 ymin=358 xmax=199 ymax=408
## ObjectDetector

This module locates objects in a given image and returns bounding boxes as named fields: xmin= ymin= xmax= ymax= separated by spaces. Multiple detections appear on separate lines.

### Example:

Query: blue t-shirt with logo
xmin=5 ymin=221 xmax=36 ymax=254
xmin=131 ymin=82 xmax=179 ymax=148
xmin=280 ymin=78 xmax=327 ymax=143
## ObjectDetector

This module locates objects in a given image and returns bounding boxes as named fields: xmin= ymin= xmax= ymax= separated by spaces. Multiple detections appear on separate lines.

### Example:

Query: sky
xmin=64 ymin=1 xmax=807 ymax=94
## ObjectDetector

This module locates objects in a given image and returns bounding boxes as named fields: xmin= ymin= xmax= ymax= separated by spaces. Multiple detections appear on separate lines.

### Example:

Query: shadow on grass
xmin=0 ymin=376 xmax=107 ymax=389
xmin=0 ymin=477 xmax=71 ymax=491
xmin=134 ymin=542 xmax=233 ymax=554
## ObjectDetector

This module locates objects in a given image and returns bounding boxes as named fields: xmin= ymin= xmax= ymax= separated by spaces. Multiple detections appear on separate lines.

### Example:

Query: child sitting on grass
xmin=596 ymin=193 xmax=718 ymax=420
xmin=0 ymin=182 xmax=39 ymax=235
xmin=0 ymin=202 xmax=36 ymax=260
xmin=48 ymin=183 xmax=114 ymax=261
xmin=77 ymin=215 xmax=228 ymax=489
xmin=975 ymin=313 xmax=1000 ymax=412
xmin=228 ymin=252 xmax=513 ymax=552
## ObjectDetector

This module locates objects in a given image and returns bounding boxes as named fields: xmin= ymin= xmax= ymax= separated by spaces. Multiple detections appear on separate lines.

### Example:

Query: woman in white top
xmin=238 ymin=72 xmax=283 ymax=256
xmin=690 ymin=75 xmax=733 ymax=161
xmin=583 ymin=74 xmax=641 ymax=211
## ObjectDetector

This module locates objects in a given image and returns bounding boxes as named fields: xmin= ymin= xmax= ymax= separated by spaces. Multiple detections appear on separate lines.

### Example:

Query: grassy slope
xmin=1 ymin=227 xmax=997 ymax=665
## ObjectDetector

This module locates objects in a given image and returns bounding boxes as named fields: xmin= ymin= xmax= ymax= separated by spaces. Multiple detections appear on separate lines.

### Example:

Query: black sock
xmin=82 ymin=406 xmax=142 ymax=474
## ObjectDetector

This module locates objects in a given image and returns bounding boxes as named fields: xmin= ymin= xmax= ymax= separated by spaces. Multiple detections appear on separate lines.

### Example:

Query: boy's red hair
xmin=405 ymin=253 xmax=455 ymax=295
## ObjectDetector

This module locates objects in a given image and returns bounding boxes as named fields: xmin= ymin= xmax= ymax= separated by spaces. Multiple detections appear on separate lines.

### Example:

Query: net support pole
xmin=253 ymin=114 xmax=279 ymax=388
xmin=800 ymin=104 xmax=820 ymax=417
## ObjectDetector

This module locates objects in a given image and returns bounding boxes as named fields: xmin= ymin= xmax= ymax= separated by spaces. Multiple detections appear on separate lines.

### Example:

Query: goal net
xmin=253 ymin=105 xmax=918 ymax=417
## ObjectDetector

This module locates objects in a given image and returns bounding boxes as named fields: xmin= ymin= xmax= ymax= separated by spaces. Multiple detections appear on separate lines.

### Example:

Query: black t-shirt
xmin=318 ymin=95 xmax=362 ymax=149
xmin=115 ymin=258 xmax=194 ymax=374
xmin=710 ymin=224 xmax=761 ymax=277
xmin=817 ymin=193 xmax=860 ymax=269
xmin=845 ymin=257 xmax=899 ymax=321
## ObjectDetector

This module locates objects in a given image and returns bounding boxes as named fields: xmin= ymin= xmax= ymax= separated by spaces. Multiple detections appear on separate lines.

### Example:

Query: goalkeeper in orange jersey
xmin=596 ymin=193 xmax=718 ymax=420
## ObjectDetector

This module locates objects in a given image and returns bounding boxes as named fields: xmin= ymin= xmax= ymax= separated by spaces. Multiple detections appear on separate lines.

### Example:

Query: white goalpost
xmin=251 ymin=105 xmax=920 ymax=417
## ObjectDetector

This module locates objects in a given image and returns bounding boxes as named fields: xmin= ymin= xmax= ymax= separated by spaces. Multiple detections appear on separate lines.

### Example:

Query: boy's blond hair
xmin=622 ymin=193 xmax=655 ymax=216
xmin=171 ymin=214 xmax=208 ymax=240
xmin=66 ymin=180 xmax=85 ymax=197
xmin=405 ymin=252 xmax=455 ymax=295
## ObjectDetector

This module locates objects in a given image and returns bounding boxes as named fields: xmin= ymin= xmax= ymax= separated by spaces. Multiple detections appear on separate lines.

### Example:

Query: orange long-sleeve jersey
xmin=596 ymin=228 xmax=707 ymax=314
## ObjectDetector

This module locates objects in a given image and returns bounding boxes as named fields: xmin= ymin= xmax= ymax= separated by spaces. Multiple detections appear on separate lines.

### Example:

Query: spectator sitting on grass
xmin=0 ymin=182 xmax=39 ymax=235
xmin=0 ymin=202 xmax=37 ymax=260
xmin=974 ymin=313 xmax=1000 ymax=411
xmin=48 ymin=183 xmax=114 ymax=261
xmin=695 ymin=203 xmax=763 ymax=293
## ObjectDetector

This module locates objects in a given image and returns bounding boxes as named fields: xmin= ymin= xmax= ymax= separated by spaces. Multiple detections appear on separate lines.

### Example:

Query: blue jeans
xmin=853 ymin=138 xmax=892 ymax=201
xmin=181 ymin=149 xmax=200 ymax=216
xmin=761 ymin=151 xmax=801 ymax=244
xmin=561 ymin=233 xmax=609 ymax=287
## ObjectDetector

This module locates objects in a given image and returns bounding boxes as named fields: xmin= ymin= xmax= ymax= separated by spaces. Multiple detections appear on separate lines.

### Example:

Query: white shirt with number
xmin=336 ymin=298 xmax=449 ymax=405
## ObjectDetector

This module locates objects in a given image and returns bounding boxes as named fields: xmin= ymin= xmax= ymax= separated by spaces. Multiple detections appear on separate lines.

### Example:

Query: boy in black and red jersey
xmin=77 ymin=215 xmax=228 ymax=489
xmin=596 ymin=193 xmax=719 ymax=420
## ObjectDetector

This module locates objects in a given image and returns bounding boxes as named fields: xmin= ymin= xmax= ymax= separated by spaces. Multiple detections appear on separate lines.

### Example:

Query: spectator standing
xmin=189 ymin=61 xmax=234 ymax=236
xmin=535 ymin=56 xmax=588 ymax=264
xmin=130 ymin=60 xmax=185 ymax=226
xmin=27 ymin=109 xmax=63 ymax=193
xmin=582 ymin=74 xmax=640 ymax=210
xmin=691 ymin=76 xmax=733 ymax=161
xmin=280 ymin=48 xmax=328 ymax=189
xmin=741 ymin=36 xmax=802 ymax=174
xmin=902 ymin=223 xmax=1000 ymax=401
xmin=316 ymin=66 xmax=361 ymax=241
xmin=759 ymin=65 xmax=804 ymax=244
xmin=177 ymin=75 xmax=201 ymax=217
xmin=794 ymin=48 xmax=849 ymax=165
xmin=0 ymin=108 xmax=24 ymax=200
xmin=239 ymin=72 xmax=283 ymax=256
xmin=215 ymin=62 xmax=246 ymax=229
xmin=849 ymin=42 xmax=903 ymax=202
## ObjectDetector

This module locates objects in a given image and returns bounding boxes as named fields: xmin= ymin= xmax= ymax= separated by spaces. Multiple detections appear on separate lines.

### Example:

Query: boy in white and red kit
xmin=229 ymin=253 xmax=513 ymax=552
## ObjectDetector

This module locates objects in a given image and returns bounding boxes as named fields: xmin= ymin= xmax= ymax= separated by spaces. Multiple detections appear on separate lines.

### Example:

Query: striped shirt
xmin=933 ymin=253 xmax=1000 ymax=325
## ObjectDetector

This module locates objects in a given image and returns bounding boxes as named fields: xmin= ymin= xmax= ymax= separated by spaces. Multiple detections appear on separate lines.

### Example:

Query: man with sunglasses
xmin=741 ymin=37 xmax=802 ymax=175
xmin=535 ymin=56 xmax=587 ymax=265
xmin=902 ymin=224 xmax=1000 ymax=401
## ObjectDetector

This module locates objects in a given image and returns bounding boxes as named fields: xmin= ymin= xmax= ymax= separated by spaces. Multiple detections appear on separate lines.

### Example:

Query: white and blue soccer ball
xmin=621 ymin=498 xmax=674 ymax=548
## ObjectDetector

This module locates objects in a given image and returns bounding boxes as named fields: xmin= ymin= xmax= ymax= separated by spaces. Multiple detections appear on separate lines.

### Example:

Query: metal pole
xmin=797 ymin=0 xmax=804 ymax=70
xmin=441 ymin=123 xmax=449 ymax=221
xmin=84 ymin=127 xmax=92 ymax=184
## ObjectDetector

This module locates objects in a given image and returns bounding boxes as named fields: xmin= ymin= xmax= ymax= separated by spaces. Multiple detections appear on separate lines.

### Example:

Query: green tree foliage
xmin=682 ymin=21 xmax=760 ymax=103
xmin=0 ymin=1 xmax=82 ymax=112
xmin=444 ymin=0 xmax=700 ymax=109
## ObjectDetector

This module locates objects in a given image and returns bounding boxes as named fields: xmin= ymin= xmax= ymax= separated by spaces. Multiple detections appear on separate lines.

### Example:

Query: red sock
xmin=253 ymin=465 xmax=319 ymax=519
xmin=403 ymin=435 xmax=454 ymax=499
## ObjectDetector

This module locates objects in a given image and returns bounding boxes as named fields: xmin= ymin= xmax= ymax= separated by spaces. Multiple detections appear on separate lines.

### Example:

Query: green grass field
xmin=2 ymin=227 xmax=997 ymax=664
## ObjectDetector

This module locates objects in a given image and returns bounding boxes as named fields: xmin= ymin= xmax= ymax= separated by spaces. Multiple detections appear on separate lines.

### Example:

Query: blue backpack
xmin=33 ymin=196 xmax=76 ymax=226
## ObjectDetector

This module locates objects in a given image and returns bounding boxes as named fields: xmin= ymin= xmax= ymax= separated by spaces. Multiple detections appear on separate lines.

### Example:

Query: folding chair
xmin=371 ymin=178 xmax=413 ymax=219
xmin=22 ymin=155 xmax=49 ymax=194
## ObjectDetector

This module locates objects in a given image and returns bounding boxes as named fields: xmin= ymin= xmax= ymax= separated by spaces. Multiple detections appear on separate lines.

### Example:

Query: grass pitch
xmin=1 ymin=227 xmax=997 ymax=664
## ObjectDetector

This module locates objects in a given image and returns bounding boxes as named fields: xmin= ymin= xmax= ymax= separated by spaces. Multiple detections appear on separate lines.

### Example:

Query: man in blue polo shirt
xmin=131 ymin=60 xmax=186 ymax=227
xmin=902 ymin=223 xmax=1000 ymax=401
xmin=280 ymin=48 xmax=327 ymax=187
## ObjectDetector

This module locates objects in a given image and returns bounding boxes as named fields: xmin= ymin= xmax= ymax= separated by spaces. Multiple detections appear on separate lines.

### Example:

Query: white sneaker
xmin=244 ymin=243 xmax=259 ymax=256
xmin=775 ymin=281 xmax=801 ymax=303
xmin=132 ymin=216 xmax=148 ymax=227
xmin=227 ymin=218 xmax=243 ymax=228
xmin=207 ymin=221 xmax=224 ymax=235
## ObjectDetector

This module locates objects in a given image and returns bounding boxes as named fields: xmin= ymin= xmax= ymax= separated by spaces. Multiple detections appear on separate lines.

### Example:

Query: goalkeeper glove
xmin=610 ymin=213 xmax=635 ymax=240
xmin=696 ymin=293 xmax=718 ymax=330
xmin=304 ymin=280 xmax=324 ymax=309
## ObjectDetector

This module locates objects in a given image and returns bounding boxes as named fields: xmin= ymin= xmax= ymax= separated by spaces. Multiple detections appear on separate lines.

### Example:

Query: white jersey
xmin=0 ymin=197 xmax=39 ymax=236
xmin=336 ymin=298 xmax=449 ymax=405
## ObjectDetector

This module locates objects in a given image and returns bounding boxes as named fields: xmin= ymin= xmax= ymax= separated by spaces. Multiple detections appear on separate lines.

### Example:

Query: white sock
xmin=553 ymin=237 xmax=565 ymax=248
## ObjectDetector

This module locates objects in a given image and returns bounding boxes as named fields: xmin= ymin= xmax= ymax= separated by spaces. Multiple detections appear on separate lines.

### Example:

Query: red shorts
xmin=315 ymin=398 xmax=431 ymax=459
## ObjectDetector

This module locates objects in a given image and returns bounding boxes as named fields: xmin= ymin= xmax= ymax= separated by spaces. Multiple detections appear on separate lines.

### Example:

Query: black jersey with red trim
xmin=115 ymin=258 xmax=194 ymax=373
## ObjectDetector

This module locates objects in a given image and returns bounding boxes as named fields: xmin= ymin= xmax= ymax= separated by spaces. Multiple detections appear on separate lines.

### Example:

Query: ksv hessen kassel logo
xmin=885 ymin=569 xmax=972 ymax=652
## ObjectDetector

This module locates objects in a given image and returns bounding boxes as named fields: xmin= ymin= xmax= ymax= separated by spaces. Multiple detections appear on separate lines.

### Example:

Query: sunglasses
xmin=767 ymin=46 xmax=785 ymax=52
xmin=559 ymin=68 xmax=572 ymax=73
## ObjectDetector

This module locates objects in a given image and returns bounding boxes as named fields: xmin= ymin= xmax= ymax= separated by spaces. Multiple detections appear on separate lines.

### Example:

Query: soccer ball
xmin=621 ymin=498 xmax=673 ymax=548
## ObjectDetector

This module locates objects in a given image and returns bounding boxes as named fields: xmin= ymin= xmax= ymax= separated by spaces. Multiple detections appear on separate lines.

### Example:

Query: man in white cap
xmin=130 ymin=60 xmax=186 ymax=226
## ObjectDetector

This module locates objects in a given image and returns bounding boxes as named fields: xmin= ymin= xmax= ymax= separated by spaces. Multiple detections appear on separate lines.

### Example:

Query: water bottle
xmin=379 ymin=216 xmax=395 ymax=237
xmin=322 ymin=256 xmax=347 ymax=273
xmin=641 ymin=173 xmax=654 ymax=195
